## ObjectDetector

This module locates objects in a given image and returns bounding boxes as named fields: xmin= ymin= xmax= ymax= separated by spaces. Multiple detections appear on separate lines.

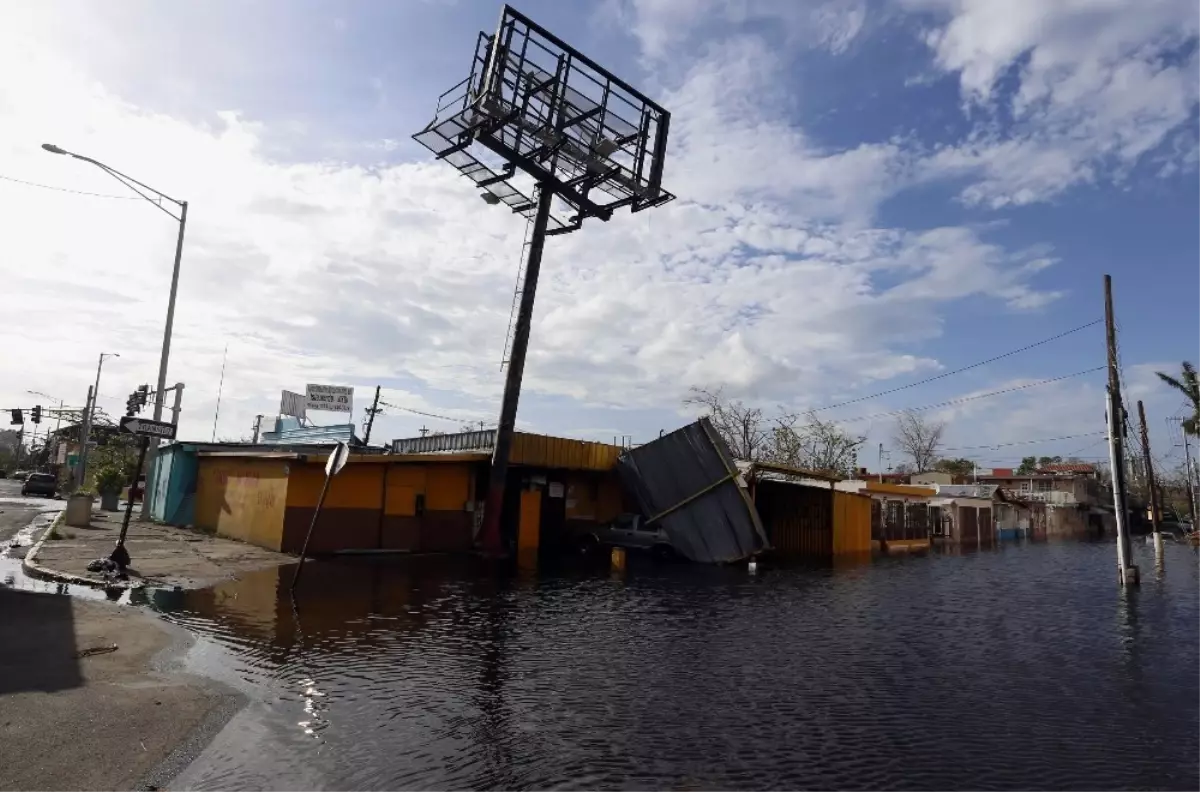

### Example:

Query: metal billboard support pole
xmin=480 ymin=186 xmax=554 ymax=557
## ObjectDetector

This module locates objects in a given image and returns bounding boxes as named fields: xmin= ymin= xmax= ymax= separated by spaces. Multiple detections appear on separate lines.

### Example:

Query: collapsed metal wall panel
xmin=616 ymin=418 xmax=769 ymax=563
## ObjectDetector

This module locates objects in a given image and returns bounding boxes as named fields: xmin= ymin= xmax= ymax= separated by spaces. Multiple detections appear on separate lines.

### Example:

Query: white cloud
xmin=0 ymin=1 xmax=1128 ymax=453
xmin=910 ymin=0 xmax=1199 ymax=206
xmin=614 ymin=0 xmax=868 ymax=62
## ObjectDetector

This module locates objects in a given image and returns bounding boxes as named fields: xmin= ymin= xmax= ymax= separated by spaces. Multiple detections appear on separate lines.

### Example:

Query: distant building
xmin=978 ymin=463 xmax=1105 ymax=507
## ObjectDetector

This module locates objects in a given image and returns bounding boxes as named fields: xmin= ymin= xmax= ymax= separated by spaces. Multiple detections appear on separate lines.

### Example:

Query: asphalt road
xmin=0 ymin=478 xmax=52 ymax=544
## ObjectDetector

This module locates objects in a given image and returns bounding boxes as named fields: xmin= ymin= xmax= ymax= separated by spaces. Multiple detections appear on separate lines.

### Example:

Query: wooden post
xmin=1137 ymin=400 xmax=1164 ymax=565
xmin=1104 ymin=275 xmax=1137 ymax=585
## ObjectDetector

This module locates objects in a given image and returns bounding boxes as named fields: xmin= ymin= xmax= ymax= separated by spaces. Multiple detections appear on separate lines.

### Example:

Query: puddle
xmin=1 ymin=508 xmax=115 ymax=601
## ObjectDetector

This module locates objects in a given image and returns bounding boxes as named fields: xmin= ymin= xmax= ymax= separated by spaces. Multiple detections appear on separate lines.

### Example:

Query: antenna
xmin=211 ymin=343 xmax=228 ymax=443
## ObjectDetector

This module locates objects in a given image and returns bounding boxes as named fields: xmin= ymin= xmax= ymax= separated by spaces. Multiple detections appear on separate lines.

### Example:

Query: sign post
xmin=111 ymin=412 xmax=177 ymax=568
xmin=111 ymin=436 xmax=148 ymax=569
xmin=291 ymin=441 xmax=350 ymax=590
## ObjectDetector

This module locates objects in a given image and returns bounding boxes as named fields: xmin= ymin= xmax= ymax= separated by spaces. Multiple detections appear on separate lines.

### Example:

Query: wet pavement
xmin=139 ymin=540 xmax=1199 ymax=791
xmin=0 ymin=479 xmax=68 ymax=592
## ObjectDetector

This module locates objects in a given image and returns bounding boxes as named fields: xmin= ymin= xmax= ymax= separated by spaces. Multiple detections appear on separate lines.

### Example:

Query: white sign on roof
xmin=305 ymin=384 xmax=354 ymax=414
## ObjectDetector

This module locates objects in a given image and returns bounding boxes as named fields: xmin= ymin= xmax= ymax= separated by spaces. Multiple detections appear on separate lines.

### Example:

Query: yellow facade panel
xmin=195 ymin=457 xmax=289 ymax=551
xmin=832 ymin=491 xmax=872 ymax=555
xmin=425 ymin=464 xmax=471 ymax=511
xmin=510 ymin=432 xmax=622 ymax=471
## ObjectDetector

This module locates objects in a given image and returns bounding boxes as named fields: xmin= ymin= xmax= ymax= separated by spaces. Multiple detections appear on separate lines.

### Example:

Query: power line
xmin=940 ymin=431 xmax=1108 ymax=453
xmin=377 ymin=400 xmax=490 ymax=426
xmin=811 ymin=319 xmax=1103 ymax=412
xmin=0 ymin=173 xmax=142 ymax=200
xmin=834 ymin=367 xmax=1105 ymax=425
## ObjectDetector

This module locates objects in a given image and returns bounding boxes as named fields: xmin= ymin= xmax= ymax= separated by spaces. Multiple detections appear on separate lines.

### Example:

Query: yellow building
xmin=743 ymin=462 xmax=872 ymax=559
xmin=835 ymin=480 xmax=937 ymax=554
xmin=193 ymin=431 xmax=626 ymax=555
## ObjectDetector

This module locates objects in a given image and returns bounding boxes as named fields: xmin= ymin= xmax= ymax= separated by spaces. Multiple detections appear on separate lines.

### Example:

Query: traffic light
xmin=126 ymin=391 xmax=140 ymax=417
xmin=136 ymin=385 xmax=149 ymax=408
xmin=31 ymin=405 xmax=41 ymax=424
xmin=9 ymin=409 xmax=22 ymax=425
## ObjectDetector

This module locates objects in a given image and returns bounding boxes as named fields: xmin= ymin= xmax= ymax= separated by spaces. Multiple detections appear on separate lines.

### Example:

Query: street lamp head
xmin=41 ymin=143 xmax=68 ymax=155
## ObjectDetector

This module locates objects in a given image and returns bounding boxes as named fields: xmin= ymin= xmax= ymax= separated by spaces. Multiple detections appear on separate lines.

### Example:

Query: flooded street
xmin=150 ymin=541 xmax=1197 ymax=790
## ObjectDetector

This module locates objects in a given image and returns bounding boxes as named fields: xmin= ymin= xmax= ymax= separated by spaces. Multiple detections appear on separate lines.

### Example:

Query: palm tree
xmin=1156 ymin=361 xmax=1199 ymax=436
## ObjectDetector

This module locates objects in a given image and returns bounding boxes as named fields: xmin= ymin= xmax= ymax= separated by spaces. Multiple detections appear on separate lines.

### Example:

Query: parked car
xmin=11 ymin=470 xmax=29 ymax=482
xmin=21 ymin=472 xmax=57 ymax=498
xmin=575 ymin=513 xmax=677 ymax=560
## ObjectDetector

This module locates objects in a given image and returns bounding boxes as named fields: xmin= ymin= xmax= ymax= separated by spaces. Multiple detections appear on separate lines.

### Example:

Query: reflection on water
xmin=156 ymin=543 xmax=1199 ymax=791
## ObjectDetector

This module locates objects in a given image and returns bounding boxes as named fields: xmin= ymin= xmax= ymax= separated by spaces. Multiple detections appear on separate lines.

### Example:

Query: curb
xmin=22 ymin=511 xmax=142 ymax=590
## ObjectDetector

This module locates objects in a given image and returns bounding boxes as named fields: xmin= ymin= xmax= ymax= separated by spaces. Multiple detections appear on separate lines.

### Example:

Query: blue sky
xmin=1 ymin=0 xmax=1196 ymax=471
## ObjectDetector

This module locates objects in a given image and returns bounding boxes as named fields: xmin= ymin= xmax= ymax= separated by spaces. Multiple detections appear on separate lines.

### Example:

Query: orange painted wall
xmin=286 ymin=461 xmax=384 ymax=509
xmin=195 ymin=457 xmax=290 ymax=550
xmin=380 ymin=462 xmax=474 ymax=516
xmin=832 ymin=491 xmax=872 ymax=555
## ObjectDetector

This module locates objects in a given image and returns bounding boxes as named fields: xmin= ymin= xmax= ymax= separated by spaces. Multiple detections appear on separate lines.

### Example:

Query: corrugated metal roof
xmin=617 ymin=418 xmax=769 ymax=564
xmin=391 ymin=430 xmax=620 ymax=471
xmin=392 ymin=430 xmax=496 ymax=455
xmin=259 ymin=423 xmax=360 ymax=446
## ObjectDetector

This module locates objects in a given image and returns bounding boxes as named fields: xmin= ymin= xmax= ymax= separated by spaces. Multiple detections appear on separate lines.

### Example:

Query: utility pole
xmin=362 ymin=386 xmax=382 ymax=446
xmin=170 ymin=383 xmax=185 ymax=428
xmin=878 ymin=443 xmax=884 ymax=483
xmin=1181 ymin=426 xmax=1199 ymax=526
xmin=1104 ymin=274 xmax=1137 ymax=585
xmin=1137 ymin=400 xmax=1164 ymax=565
xmin=75 ymin=385 xmax=93 ymax=489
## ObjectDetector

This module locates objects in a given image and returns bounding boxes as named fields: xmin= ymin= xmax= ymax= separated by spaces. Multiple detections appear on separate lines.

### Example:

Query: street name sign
xmin=119 ymin=416 xmax=177 ymax=440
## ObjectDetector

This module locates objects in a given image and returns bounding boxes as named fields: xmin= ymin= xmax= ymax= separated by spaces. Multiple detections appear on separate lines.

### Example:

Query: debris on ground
xmin=85 ymin=557 xmax=130 ymax=581
xmin=76 ymin=645 xmax=119 ymax=658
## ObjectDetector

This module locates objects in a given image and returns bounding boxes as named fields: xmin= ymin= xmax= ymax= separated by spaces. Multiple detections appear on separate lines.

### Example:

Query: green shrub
xmin=94 ymin=466 xmax=126 ymax=496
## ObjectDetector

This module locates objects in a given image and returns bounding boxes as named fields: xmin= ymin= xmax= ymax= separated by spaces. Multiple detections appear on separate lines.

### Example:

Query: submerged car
xmin=575 ymin=513 xmax=678 ymax=560
xmin=21 ymin=472 xmax=57 ymax=498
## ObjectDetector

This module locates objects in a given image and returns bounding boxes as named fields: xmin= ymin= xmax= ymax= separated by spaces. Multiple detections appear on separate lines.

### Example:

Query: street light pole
xmin=42 ymin=143 xmax=187 ymax=520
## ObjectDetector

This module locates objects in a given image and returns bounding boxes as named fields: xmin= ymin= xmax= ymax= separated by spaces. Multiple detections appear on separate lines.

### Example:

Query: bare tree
xmin=685 ymin=387 xmax=771 ymax=461
xmin=685 ymin=390 xmax=863 ymax=473
xmin=892 ymin=410 xmax=945 ymax=472
xmin=773 ymin=410 xmax=865 ymax=475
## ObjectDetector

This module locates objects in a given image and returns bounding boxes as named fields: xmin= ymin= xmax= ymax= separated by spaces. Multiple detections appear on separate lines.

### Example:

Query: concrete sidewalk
xmin=0 ymin=588 xmax=241 ymax=791
xmin=28 ymin=506 xmax=290 ymax=590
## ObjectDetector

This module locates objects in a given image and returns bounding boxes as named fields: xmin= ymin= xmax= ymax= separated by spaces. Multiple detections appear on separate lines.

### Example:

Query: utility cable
xmin=377 ymin=399 xmax=492 ymax=427
xmin=940 ymin=431 xmax=1108 ymax=453
xmin=811 ymin=319 xmax=1103 ymax=412
xmin=832 ymin=367 xmax=1105 ymax=425
xmin=0 ymin=173 xmax=141 ymax=200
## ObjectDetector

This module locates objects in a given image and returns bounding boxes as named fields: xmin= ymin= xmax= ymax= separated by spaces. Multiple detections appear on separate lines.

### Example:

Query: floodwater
xmin=151 ymin=541 xmax=1198 ymax=791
